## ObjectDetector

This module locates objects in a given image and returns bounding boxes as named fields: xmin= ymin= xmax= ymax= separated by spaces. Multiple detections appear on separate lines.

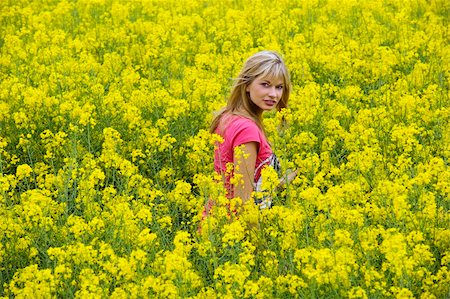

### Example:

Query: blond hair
xmin=210 ymin=50 xmax=291 ymax=133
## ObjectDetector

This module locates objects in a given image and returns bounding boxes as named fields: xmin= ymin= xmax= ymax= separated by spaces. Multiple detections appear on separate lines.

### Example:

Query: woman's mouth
xmin=264 ymin=100 xmax=277 ymax=107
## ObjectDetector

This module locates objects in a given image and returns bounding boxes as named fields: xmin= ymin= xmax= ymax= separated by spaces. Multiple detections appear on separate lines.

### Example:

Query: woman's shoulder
xmin=217 ymin=113 xmax=252 ymax=130
xmin=216 ymin=113 xmax=262 ymax=140
xmin=227 ymin=114 xmax=259 ymax=129
xmin=228 ymin=115 xmax=263 ymax=142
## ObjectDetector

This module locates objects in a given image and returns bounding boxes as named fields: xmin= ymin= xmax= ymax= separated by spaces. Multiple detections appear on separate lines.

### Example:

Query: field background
xmin=1 ymin=0 xmax=449 ymax=298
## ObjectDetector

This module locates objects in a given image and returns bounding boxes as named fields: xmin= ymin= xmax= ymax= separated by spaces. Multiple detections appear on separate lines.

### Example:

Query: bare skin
xmin=233 ymin=142 xmax=258 ymax=204
xmin=246 ymin=77 xmax=284 ymax=112
xmin=233 ymin=141 xmax=298 ymax=204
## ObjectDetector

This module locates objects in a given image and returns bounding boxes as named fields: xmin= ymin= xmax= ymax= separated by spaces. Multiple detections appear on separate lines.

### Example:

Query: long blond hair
xmin=210 ymin=50 xmax=291 ymax=133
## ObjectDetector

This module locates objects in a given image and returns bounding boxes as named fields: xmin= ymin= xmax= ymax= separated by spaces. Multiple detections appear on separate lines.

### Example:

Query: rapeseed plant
xmin=1 ymin=0 xmax=449 ymax=297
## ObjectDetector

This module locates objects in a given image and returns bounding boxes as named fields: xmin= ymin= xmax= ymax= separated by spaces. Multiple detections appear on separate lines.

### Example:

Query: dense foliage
xmin=1 ymin=0 xmax=449 ymax=297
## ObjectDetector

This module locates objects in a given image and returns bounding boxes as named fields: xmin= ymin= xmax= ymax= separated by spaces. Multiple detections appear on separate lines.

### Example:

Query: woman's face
xmin=246 ymin=76 xmax=284 ymax=112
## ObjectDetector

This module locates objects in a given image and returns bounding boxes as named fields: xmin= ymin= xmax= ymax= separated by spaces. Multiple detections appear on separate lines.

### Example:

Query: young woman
xmin=209 ymin=50 xmax=297 ymax=211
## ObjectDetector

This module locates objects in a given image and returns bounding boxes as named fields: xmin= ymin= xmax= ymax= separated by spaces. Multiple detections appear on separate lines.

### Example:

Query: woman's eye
xmin=276 ymin=85 xmax=283 ymax=90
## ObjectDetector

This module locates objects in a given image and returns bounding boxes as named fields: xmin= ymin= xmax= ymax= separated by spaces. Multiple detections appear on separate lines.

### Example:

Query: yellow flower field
xmin=1 ymin=0 xmax=449 ymax=297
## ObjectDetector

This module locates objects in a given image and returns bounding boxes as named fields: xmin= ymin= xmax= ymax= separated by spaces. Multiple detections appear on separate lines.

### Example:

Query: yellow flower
xmin=221 ymin=220 xmax=246 ymax=246
xmin=16 ymin=164 xmax=33 ymax=180
xmin=168 ymin=180 xmax=195 ymax=211
xmin=66 ymin=215 xmax=89 ymax=239
xmin=15 ymin=189 xmax=63 ymax=231
xmin=13 ymin=111 xmax=30 ymax=129
xmin=214 ymin=262 xmax=250 ymax=292
xmin=260 ymin=166 xmax=279 ymax=193
xmin=275 ymin=274 xmax=307 ymax=296
xmin=157 ymin=215 xmax=173 ymax=231
xmin=0 ymin=101 xmax=10 ymax=121
xmin=75 ymin=268 xmax=107 ymax=298
xmin=390 ymin=286 xmax=414 ymax=299
xmin=9 ymin=264 xmax=56 ymax=298
xmin=173 ymin=231 xmax=192 ymax=256
xmin=348 ymin=286 xmax=368 ymax=299
xmin=333 ymin=229 xmax=354 ymax=248
xmin=137 ymin=228 xmax=158 ymax=248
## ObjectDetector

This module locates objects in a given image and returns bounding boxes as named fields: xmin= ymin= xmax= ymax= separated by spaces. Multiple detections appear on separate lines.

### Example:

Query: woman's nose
xmin=268 ymin=86 xmax=277 ymax=97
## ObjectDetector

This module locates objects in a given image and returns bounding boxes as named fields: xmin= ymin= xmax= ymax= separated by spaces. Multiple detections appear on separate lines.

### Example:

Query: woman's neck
xmin=235 ymin=107 xmax=263 ymax=119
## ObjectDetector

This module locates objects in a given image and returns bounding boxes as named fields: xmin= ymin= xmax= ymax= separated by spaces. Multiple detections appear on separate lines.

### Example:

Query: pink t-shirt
xmin=214 ymin=114 xmax=280 ymax=201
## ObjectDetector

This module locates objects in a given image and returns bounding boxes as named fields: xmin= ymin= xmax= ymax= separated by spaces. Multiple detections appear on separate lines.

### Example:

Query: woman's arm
xmin=278 ymin=169 xmax=298 ymax=188
xmin=233 ymin=142 xmax=258 ymax=204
